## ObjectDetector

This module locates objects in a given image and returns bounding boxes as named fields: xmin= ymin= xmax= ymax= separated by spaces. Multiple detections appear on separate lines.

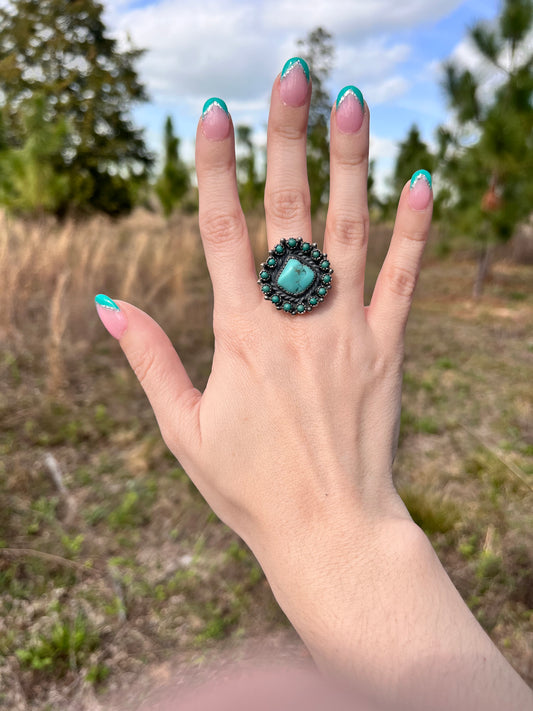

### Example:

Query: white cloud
xmin=365 ymin=76 xmax=410 ymax=104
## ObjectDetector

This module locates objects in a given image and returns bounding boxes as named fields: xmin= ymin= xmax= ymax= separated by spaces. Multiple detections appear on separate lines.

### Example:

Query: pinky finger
xmin=367 ymin=170 xmax=433 ymax=342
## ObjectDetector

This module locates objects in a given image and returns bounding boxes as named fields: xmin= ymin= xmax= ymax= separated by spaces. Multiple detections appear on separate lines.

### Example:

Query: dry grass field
xmin=0 ymin=209 xmax=532 ymax=709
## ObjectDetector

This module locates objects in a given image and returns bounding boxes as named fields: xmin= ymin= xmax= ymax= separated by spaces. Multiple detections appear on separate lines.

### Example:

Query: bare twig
xmin=459 ymin=424 xmax=533 ymax=494
xmin=44 ymin=452 xmax=78 ymax=524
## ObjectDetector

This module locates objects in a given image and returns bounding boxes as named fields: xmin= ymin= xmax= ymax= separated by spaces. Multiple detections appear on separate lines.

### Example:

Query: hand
xmin=96 ymin=61 xmax=431 ymax=548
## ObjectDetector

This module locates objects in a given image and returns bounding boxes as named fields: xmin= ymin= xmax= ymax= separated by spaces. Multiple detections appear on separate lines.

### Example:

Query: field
xmin=0 ymin=210 xmax=532 ymax=709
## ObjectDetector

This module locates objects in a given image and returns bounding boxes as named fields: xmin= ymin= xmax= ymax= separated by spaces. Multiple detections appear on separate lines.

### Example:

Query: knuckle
xmin=200 ymin=209 xmax=246 ymax=248
xmin=386 ymin=263 xmax=418 ymax=298
xmin=336 ymin=151 xmax=368 ymax=171
xmin=395 ymin=226 xmax=429 ymax=244
xmin=329 ymin=212 xmax=368 ymax=248
xmin=131 ymin=347 xmax=158 ymax=388
xmin=266 ymin=187 xmax=310 ymax=223
xmin=271 ymin=123 xmax=306 ymax=142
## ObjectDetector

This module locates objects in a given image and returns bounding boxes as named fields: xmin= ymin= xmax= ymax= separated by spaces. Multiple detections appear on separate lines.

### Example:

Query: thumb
xmin=94 ymin=294 xmax=200 ymax=453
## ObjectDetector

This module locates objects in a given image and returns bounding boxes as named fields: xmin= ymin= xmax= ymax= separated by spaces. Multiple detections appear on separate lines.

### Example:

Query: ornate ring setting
xmin=258 ymin=238 xmax=333 ymax=315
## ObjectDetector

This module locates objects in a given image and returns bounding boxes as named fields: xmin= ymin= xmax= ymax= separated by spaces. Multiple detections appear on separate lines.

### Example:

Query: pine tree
xmin=236 ymin=124 xmax=263 ymax=212
xmin=297 ymin=27 xmax=334 ymax=214
xmin=439 ymin=0 xmax=533 ymax=295
xmin=392 ymin=125 xmax=434 ymax=198
xmin=0 ymin=0 xmax=153 ymax=216
xmin=155 ymin=116 xmax=189 ymax=218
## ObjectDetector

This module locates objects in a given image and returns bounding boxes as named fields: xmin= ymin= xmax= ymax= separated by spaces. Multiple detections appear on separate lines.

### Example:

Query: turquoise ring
xmin=258 ymin=238 xmax=333 ymax=315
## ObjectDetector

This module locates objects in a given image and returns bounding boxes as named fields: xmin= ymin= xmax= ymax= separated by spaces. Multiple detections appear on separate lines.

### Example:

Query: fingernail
xmin=409 ymin=170 xmax=432 ymax=211
xmin=280 ymin=57 xmax=310 ymax=107
xmin=95 ymin=294 xmax=127 ymax=340
xmin=335 ymin=86 xmax=364 ymax=134
xmin=201 ymin=98 xmax=231 ymax=141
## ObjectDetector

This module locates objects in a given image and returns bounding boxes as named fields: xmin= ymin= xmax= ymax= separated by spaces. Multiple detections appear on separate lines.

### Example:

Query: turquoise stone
xmin=309 ymin=297 xmax=318 ymax=305
xmin=288 ymin=238 xmax=297 ymax=248
xmin=320 ymin=260 xmax=330 ymax=270
xmin=261 ymin=284 xmax=271 ymax=293
xmin=312 ymin=250 xmax=320 ymax=259
xmin=283 ymin=302 xmax=292 ymax=312
xmin=297 ymin=304 xmax=305 ymax=313
xmin=302 ymin=242 xmax=311 ymax=251
xmin=277 ymin=258 xmax=315 ymax=295
xmin=267 ymin=258 xmax=276 ymax=267
xmin=275 ymin=244 xmax=284 ymax=254
xmin=322 ymin=274 xmax=331 ymax=284
xmin=318 ymin=287 xmax=327 ymax=296
xmin=272 ymin=295 xmax=280 ymax=304
xmin=260 ymin=271 xmax=269 ymax=280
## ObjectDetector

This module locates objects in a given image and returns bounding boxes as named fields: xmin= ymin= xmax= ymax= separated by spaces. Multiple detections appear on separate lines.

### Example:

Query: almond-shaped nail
xmin=336 ymin=86 xmax=364 ymax=134
xmin=280 ymin=57 xmax=310 ymax=107
xmin=95 ymin=294 xmax=127 ymax=340
xmin=409 ymin=170 xmax=432 ymax=211
xmin=201 ymin=98 xmax=231 ymax=141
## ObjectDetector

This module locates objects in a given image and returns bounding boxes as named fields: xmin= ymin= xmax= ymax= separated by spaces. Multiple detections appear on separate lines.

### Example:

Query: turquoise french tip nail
xmin=410 ymin=169 xmax=432 ymax=189
xmin=281 ymin=57 xmax=310 ymax=82
xmin=202 ymin=97 xmax=229 ymax=116
xmin=95 ymin=294 xmax=120 ymax=310
xmin=336 ymin=85 xmax=364 ymax=111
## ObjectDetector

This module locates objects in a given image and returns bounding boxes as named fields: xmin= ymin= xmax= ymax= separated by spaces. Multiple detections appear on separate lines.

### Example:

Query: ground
xmin=0 ymin=211 xmax=531 ymax=709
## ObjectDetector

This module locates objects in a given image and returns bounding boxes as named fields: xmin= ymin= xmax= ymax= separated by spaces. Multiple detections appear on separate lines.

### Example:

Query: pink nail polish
xmin=335 ymin=86 xmax=364 ymax=134
xmin=280 ymin=57 xmax=310 ymax=107
xmin=201 ymin=98 xmax=231 ymax=141
xmin=95 ymin=294 xmax=127 ymax=339
xmin=409 ymin=170 xmax=432 ymax=211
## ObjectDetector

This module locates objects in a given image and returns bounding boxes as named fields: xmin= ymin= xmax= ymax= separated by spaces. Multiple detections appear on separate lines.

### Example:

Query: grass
xmin=0 ymin=208 xmax=532 ymax=707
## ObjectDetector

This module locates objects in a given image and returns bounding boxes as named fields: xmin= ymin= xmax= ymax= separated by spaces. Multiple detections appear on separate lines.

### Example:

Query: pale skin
xmin=96 ymin=64 xmax=533 ymax=711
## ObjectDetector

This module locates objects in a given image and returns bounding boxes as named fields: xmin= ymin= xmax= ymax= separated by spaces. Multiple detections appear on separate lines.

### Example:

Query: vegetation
xmin=155 ymin=116 xmax=190 ymax=217
xmin=0 ymin=0 xmax=152 ymax=216
xmin=438 ymin=0 xmax=533 ymax=295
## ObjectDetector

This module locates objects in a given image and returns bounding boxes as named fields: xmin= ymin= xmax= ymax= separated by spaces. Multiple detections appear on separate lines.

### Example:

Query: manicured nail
xmin=280 ymin=57 xmax=310 ymax=107
xmin=409 ymin=170 xmax=432 ymax=211
xmin=335 ymin=86 xmax=364 ymax=134
xmin=201 ymin=98 xmax=231 ymax=141
xmin=95 ymin=294 xmax=127 ymax=340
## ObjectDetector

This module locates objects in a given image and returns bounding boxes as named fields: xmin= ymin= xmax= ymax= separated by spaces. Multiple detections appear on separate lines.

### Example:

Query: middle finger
xmin=265 ymin=58 xmax=312 ymax=249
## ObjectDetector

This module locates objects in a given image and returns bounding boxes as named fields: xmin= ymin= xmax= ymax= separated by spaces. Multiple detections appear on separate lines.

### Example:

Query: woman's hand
xmin=96 ymin=59 xmax=431 ymax=548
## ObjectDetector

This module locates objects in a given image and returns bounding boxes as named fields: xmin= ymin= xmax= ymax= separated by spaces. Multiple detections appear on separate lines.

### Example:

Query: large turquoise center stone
xmin=277 ymin=258 xmax=315 ymax=294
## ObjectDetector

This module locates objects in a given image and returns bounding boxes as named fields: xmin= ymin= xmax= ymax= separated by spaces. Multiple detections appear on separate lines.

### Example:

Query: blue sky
xmin=103 ymin=0 xmax=502 ymax=195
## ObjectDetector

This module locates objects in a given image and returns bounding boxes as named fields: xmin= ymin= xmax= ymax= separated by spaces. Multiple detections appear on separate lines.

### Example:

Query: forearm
xmin=254 ymin=511 xmax=532 ymax=711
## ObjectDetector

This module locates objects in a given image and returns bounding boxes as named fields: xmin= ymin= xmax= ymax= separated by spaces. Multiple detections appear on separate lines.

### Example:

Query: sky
xmin=102 ymin=0 xmax=503 ymax=196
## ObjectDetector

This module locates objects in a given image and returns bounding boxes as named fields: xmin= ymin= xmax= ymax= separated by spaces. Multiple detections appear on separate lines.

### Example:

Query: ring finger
xmin=264 ymin=57 xmax=312 ymax=249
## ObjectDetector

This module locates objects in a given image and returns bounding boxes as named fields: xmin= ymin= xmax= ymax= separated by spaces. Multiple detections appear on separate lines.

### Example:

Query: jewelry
xmin=258 ymin=238 xmax=333 ymax=314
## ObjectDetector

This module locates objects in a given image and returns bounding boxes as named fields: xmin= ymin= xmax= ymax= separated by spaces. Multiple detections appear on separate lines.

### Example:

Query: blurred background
xmin=0 ymin=0 xmax=532 ymax=708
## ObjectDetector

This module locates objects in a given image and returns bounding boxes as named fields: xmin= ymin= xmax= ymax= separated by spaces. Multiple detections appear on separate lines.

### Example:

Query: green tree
xmin=236 ymin=124 xmax=263 ymax=212
xmin=392 ymin=125 xmax=434 ymax=199
xmin=0 ymin=0 xmax=153 ymax=216
xmin=439 ymin=0 xmax=533 ymax=296
xmin=155 ymin=116 xmax=190 ymax=218
xmin=297 ymin=27 xmax=334 ymax=214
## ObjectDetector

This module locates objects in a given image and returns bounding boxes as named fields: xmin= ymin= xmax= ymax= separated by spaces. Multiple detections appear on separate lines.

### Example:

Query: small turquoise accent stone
xmin=275 ymin=244 xmax=284 ymax=254
xmin=272 ymin=294 xmax=280 ymax=304
xmin=309 ymin=297 xmax=318 ymax=305
xmin=318 ymin=287 xmax=327 ymax=296
xmin=322 ymin=274 xmax=331 ymax=284
xmin=302 ymin=242 xmax=311 ymax=251
xmin=297 ymin=304 xmax=306 ymax=313
xmin=261 ymin=284 xmax=271 ymax=293
xmin=267 ymin=258 xmax=276 ymax=267
xmin=260 ymin=271 xmax=269 ymax=280
xmin=320 ymin=260 xmax=330 ymax=270
xmin=277 ymin=258 xmax=315 ymax=295
xmin=312 ymin=250 xmax=320 ymax=259
xmin=283 ymin=302 xmax=292 ymax=312
xmin=288 ymin=238 xmax=297 ymax=248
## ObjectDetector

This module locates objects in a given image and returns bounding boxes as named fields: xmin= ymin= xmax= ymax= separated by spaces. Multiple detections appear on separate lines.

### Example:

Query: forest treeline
xmin=0 ymin=0 xmax=531 ymax=272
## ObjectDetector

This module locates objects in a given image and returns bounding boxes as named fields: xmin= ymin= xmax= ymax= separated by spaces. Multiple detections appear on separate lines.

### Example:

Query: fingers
xmin=196 ymin=99 xmax=259 ymax=316
xmin=264 ymin=58 xmax=312 ymax=248
xmin=95 ymin=295 xmax=200 ymax=455
xmin=367 ymin=171 xmax=433 ymax=342
xmin=324 ymin=87 xmax=369 ymax=309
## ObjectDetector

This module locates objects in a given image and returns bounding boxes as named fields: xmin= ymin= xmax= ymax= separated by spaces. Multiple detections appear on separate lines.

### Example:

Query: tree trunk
xmin=472 ymin=243 xmax=491 ymax=299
